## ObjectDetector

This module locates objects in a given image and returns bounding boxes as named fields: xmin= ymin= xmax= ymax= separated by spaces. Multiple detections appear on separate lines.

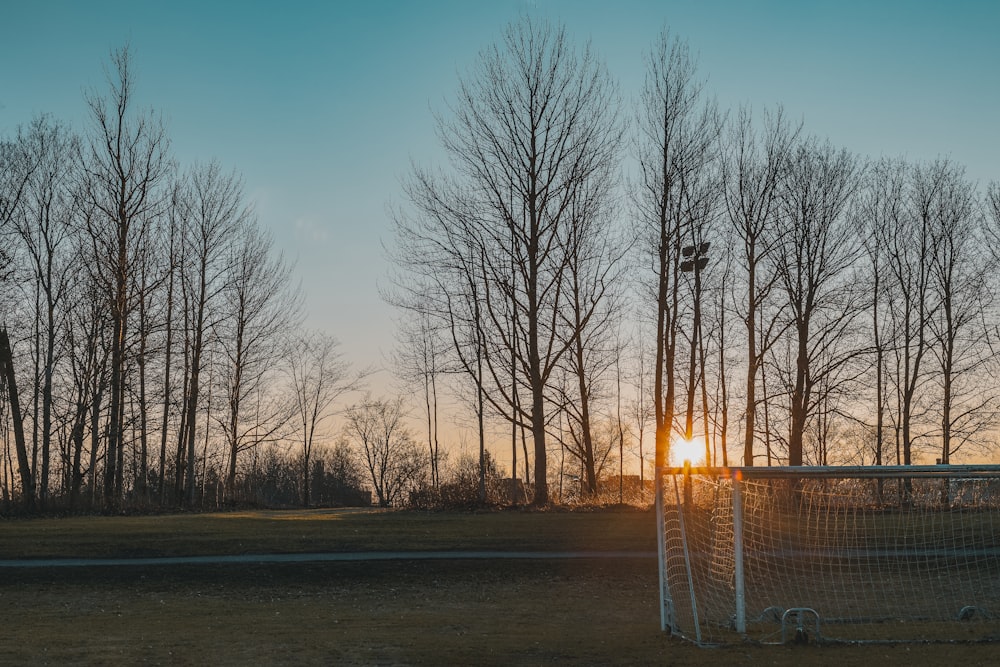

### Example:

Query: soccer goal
xmin=655 ymin=464 xmax=1000 ymax=645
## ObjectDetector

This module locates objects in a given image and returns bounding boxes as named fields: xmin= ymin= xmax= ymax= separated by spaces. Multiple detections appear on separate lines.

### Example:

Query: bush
xmin=408 ymin=450 xmax=508 ymax=509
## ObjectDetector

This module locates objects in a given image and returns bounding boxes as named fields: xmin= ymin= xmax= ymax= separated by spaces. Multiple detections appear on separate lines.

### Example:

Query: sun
xmin=669 ymin=436 xmax=704 ymax=468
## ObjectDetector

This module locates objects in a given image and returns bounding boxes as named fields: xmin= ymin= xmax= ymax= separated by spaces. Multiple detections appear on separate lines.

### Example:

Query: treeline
xmin=389 ymin=17 xmax=1000 ymax=506
xmin=0 ymin=47 xmax=431 ymax=513
xmin=6 ymin=21 xmax=1000 ymax=513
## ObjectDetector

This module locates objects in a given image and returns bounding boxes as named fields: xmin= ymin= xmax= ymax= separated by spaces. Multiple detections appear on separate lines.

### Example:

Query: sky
xmin=3 ymin=0 xmax=999 ymax=396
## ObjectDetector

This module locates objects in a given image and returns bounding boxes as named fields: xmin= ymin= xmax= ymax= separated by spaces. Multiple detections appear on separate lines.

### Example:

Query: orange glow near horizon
xmin=669 ymin=436 xmax=705 ymax=468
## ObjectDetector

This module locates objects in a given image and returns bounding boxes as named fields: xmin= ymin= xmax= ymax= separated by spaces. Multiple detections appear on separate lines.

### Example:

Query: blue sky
xmin=3 ymin=0 xmax=998 ymax=379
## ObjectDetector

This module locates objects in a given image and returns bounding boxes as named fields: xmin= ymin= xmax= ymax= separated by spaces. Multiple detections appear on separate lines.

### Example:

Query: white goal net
xmin=656 ymin=465 xmax=1000 ymax=645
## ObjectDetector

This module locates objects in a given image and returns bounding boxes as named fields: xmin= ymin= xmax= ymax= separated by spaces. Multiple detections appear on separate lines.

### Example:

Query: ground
xmin=1 ymin=509 xmax=997 ymax=665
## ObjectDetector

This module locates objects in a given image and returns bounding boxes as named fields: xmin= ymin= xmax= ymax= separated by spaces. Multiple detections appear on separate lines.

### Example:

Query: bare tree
xmin=391 ymin=310 xmax=447 ymax=489
xmin=389 ymin=204 xmax=492 ymax=501
xmin=79 ymin=45 xmax=170 ymax=505
xmin=635 ymin=28 xmax=719 ymax=470
xmin=345 ymin=395 xmax=428 ymax=507
xmin=881 ymin=161 xmax=951 ymax=464
xmin=554 ymin=148 xmax=628 ymax=495
xmin=6 ymin=116 xmax=81 ymax=506
xmin=155 ymin=182 xmax=182 ymax=502
xmin=288 ymin=331 xmax=362 ymax=506
xmin=171 ymin=161 xmax=248 ymax=505
xmin=720 ymin=106 xmax=798 ymax=465
xmin=216 ymin=220 xmax=299 ymax=500
xmin=774 ymin=137 xmax=862 ymax=465
xmin=0 ymin=126 xmax=38 ymax=508
xmin=926 ymin=163 xmax=996 ymax=463
xmin=699 ymin=237 xmax=736 ymax=467
xmin=393 ymin=18 xmax=620 ymax=505
xmin=855 ymin=158 xmax=907 ymax=466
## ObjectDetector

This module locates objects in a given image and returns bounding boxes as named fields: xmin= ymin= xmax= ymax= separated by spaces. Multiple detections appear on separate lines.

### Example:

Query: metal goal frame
xmin=655 ymin=464 xmax=1000 ymax=645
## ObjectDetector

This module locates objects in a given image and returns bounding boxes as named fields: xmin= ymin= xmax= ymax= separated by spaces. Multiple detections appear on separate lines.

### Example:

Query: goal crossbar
xmin=663 ymin=464 xmax=1000 ymax=479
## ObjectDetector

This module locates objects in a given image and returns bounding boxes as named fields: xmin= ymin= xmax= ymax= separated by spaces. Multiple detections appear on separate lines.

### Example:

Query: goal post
xmin=656 ymin=464 xmax=1000 ymax=645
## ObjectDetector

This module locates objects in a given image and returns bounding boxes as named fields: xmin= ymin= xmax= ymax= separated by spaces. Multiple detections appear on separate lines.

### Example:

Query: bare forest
xmin=388 ymin=18 xmax=1000 ymax=506
xmin=0 ymin=48 xmax=378 ymax=512
xmin=4 ymin=21 xmax=1000 ymax=513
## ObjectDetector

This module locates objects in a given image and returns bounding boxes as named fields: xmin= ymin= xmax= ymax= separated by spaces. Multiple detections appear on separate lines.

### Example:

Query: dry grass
xmin=0 ymin=507 xmax=655 ymax=559
xmin=1 ymin=509 xmax=997 ymax=665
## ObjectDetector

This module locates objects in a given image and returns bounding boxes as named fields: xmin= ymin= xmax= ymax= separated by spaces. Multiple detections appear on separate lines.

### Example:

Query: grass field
xmin=1 ymin=508 xmax=997 ymax=665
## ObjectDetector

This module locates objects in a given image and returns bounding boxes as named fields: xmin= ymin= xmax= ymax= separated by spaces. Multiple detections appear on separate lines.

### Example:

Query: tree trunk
xmin=0 ymin=328 xmax=34 ymax=509
xmin=104 ymin=253 xmax=126 ymax=506
xmin=744 ymin=260 xmax=758 ymax=466
xmin=788 ymin=322 xmax=809 ymax=466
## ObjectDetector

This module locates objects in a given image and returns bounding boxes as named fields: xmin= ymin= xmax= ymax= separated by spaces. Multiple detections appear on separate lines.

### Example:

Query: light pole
xmin=656 ymin=240 xmax=710 ymax=635
xmin=681 ymin=241 xmax=709 ymax=463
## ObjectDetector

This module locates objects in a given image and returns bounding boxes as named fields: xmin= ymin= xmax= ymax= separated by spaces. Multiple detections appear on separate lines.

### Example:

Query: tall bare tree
xmin=7 ymin=116 xmax=81 ymax=507
xmin=79 ymin=45 xmax=170 ymax=505
xmin=721 ymin=106 xmax=798 ymax=465
xmin=774 ymin=138 xmax=862 ymax=465
xmin=0 ymin=127 xmax=38 ymax=508
xmin=635 ymin=28 xmax=718 ymax=470
xmin=555 ymin=146 xmax=628 ymax=495
xmin=389 ymin=201 xmax=492 ymax=501
xmin=394 ymin=18 xmax=619 ymax=505
xmin=156 ymin=182 xmax=182 ymax=502
xmin=216 ymin=220 xmax=299 ymax=499
xmin=173 ymin=161 xmax=248 ymax=505
xmin=926 ymin=163 xmax=995 ymax=463
xmin=855 ymin=158 xmax=906 ymax=466
xmin=882 ymin=161 xmax=949 ymax=464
